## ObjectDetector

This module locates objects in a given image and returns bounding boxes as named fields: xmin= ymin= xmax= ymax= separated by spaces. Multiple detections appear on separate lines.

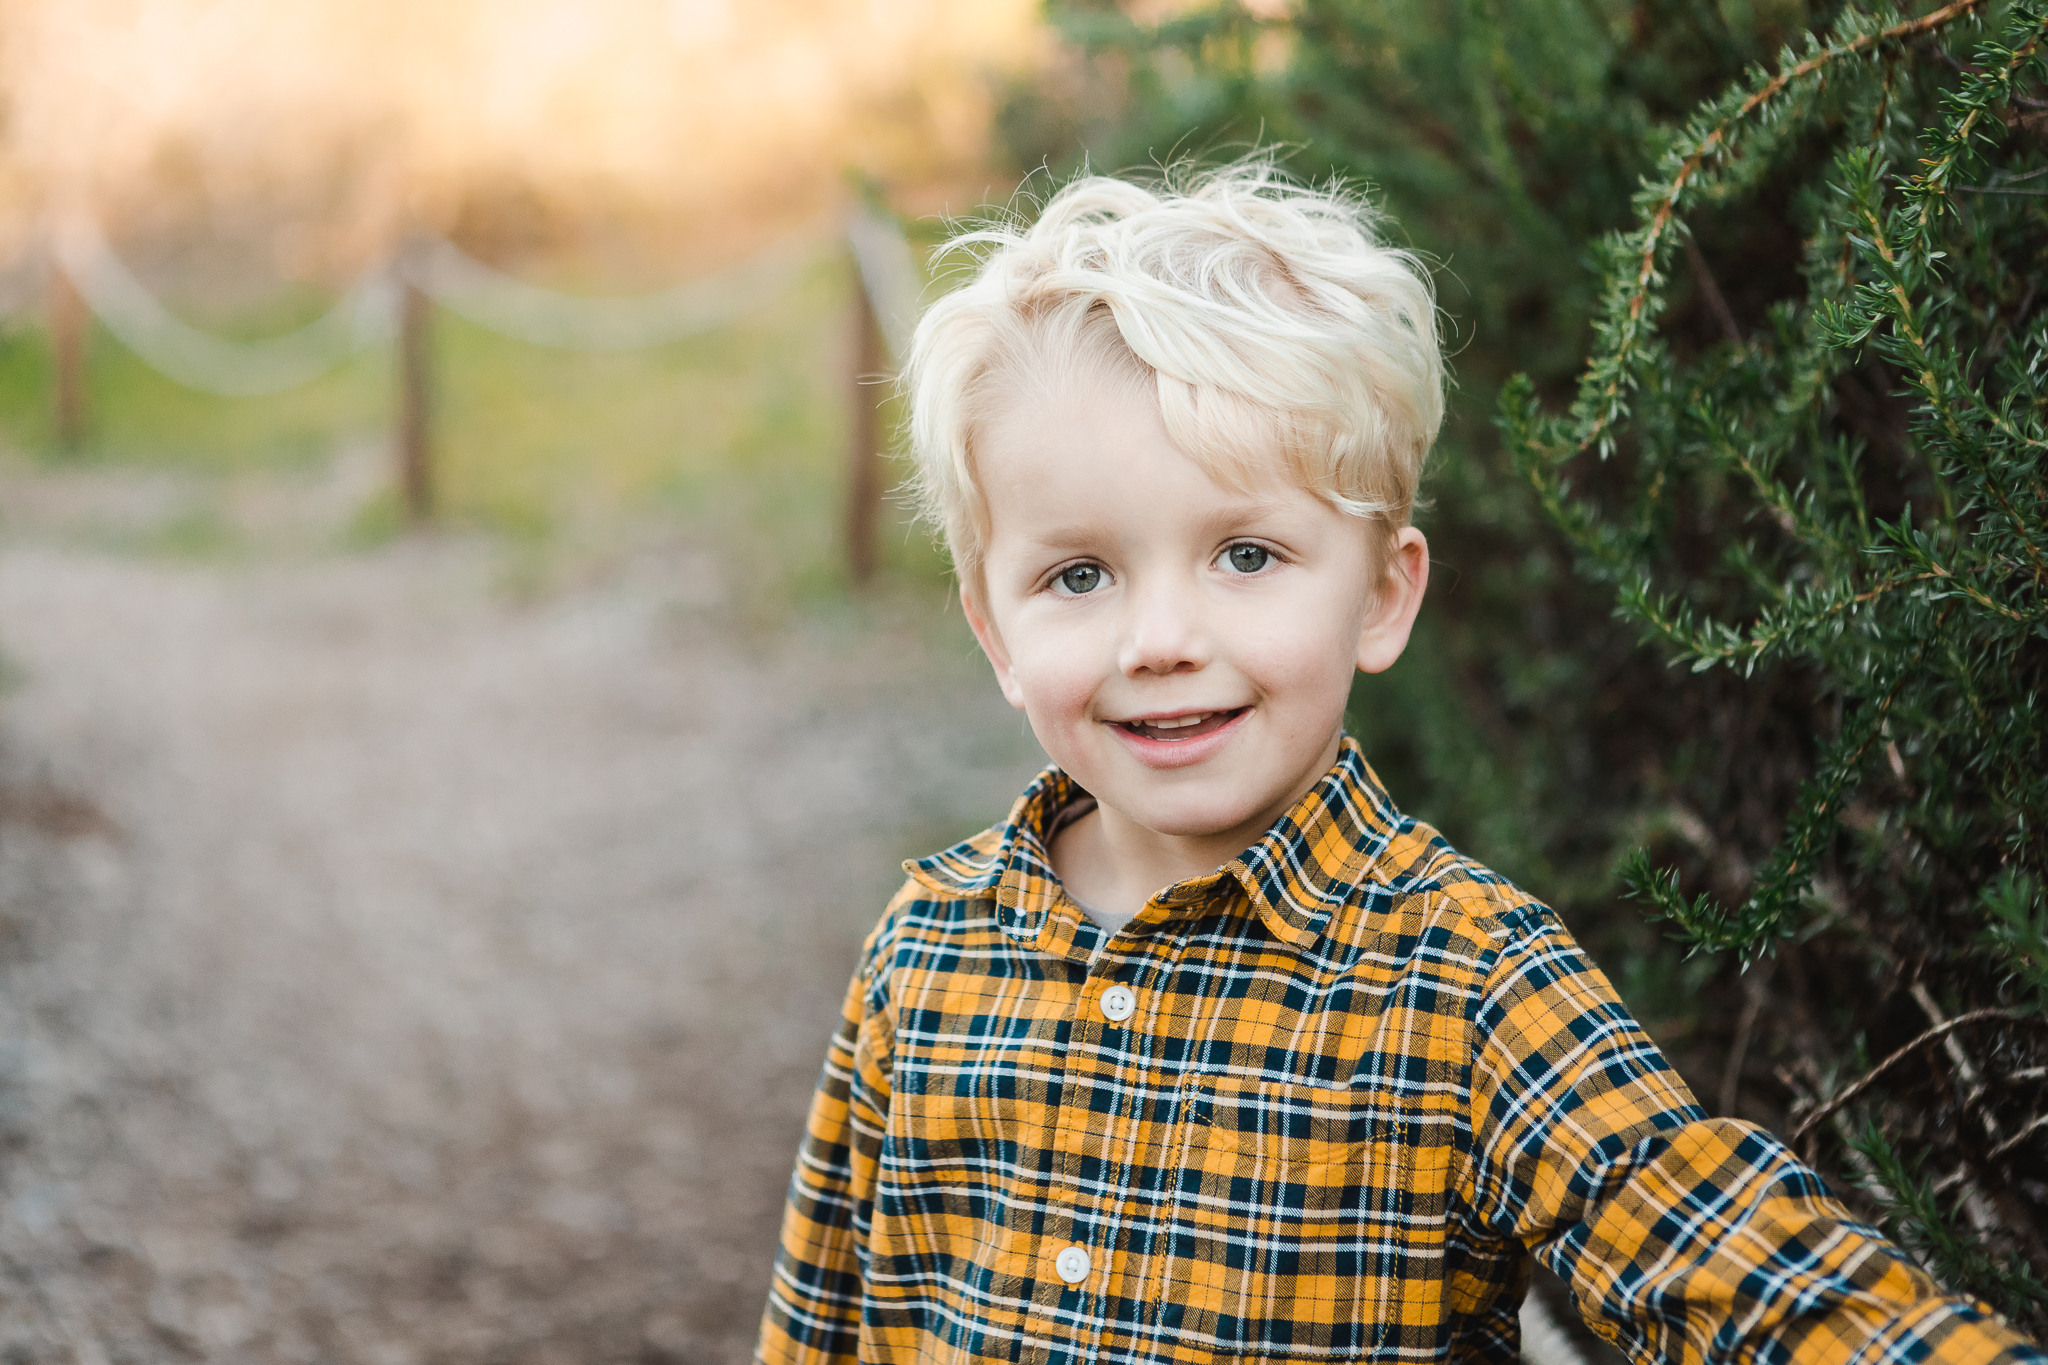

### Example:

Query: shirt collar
xmin=904 ymin=735 xmax=1403 ymax=954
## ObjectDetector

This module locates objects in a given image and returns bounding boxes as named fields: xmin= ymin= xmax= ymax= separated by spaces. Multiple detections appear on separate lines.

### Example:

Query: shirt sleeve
xmin=757 ymin=902 xmax=900 ymax=1365
xmin=1459 ymin=900 xmax=2044 ymax=1365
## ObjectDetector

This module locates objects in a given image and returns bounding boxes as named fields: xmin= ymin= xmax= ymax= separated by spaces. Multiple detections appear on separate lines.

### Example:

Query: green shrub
xmin=1004 ymin=0 xmax=2048 ymax=1327
xmin=1505 ymin=2 xmax=2048 ymax=1324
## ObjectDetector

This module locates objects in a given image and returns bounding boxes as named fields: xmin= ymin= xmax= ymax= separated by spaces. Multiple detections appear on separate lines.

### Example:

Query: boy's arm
xmin=757 ymin=913 xmax=897 ymax=1365
xmin=1461 ymin=902 xmax=2042 ymax=1365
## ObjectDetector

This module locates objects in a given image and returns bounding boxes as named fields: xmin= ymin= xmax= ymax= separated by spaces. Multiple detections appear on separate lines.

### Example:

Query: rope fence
xmin=410 ymin=228 xmax=822 ymax=352
xmin=8 ymin=205 xmax=921 ymax=578
xmin=53 ymin=215 xmax=396 ymax=398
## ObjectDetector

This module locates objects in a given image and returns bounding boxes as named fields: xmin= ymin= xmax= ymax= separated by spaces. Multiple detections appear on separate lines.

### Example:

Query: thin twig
xmin=1922 ymin=34 xmax=1984 ymax=77
xmin=1990 ymin=1111 xmax=2048 ymax=1159
xmin=1912 ymin=982 xmax=2003 ymax=1141
xmin=1719 ymin=958 xmax=1776 ymax=1116
xmin=1666 ymin=571 xmax=1949 ymax=669
xmin=1789 ymin=1009 xmax=2044 ymax=1144
xmin=1686 ymin=234 xmax=1745 ymax=346
xmin=1934 ymin=1165 xmax=1972 ymax=1195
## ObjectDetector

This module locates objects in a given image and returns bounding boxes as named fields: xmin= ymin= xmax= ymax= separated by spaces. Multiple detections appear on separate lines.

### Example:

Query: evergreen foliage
xmin=1000 ymin=0 xmax=2048 ymax=1331
xmin=1503 ymin=0 xmax=2048 ymax=1323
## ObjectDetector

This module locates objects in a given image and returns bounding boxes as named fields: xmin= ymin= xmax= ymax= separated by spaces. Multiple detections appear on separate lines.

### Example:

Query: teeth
xmin=1149 ymin=712 xmax=1212 ymax=730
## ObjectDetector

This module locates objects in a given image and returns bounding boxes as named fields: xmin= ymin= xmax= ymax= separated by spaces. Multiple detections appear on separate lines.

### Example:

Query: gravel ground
xmin=0 ymin=457 xmax=1610 ymax=1365
xmin=0 ymin=520 xmax=1044 ymax=1365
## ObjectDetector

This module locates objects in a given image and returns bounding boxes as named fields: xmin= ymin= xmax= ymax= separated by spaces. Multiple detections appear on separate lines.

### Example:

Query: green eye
xmin=1058 ymin=564 xmax=1103 ymax=594
xmin=1226 ymin=544 xmax=1270 ymax=573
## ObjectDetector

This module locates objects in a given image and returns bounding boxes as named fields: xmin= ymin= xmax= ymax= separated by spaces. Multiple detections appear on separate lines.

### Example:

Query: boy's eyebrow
xmin=1007 ymin=495 xmax=1311 ymax=556
xmin=999 ymin=518 xmax=1108 ymax=553
xmin=1199 ymin=493 xmax=1308 ymax=526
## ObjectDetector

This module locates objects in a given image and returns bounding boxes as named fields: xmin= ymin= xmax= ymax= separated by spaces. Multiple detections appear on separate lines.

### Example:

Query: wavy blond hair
xmin=904 ymin=157 xmax=1445 ymax=585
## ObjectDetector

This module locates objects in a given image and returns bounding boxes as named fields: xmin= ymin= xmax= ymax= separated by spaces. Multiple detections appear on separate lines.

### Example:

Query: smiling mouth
xmin=1117 ymin=708 xmax=1247 ymax=742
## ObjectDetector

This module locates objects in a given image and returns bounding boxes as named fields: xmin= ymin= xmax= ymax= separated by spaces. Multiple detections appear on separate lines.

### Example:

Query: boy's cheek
xmin=1010 ymin=666 xmax=1098 ymax=729
xmin=1007 ymin=666 xmax=1105 ymax=755
xmin=1233 ymin=615 xmax=1359 ymax=693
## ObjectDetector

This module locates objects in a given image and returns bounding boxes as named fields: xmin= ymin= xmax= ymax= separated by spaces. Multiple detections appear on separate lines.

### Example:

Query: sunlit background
xmin=0 ymin=4 xmax=1062 ymax=1361
xmin=1 ymin=0 xmax=1037 ymax=246
xmin=0 ymin=0 xmax=1053 ymax=554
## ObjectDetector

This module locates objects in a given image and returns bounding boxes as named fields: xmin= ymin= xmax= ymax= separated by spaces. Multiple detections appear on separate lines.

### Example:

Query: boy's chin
xmin=1106 ymin=789 xmax=1287 ymax=847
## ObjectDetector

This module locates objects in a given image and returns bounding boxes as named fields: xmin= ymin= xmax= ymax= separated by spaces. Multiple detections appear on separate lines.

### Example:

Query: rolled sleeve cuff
xmin=1840 ymin=1295 xmax=2045 ymax=1365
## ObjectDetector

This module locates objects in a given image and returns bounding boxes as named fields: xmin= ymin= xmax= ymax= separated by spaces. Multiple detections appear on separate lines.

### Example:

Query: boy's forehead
xmin=978 ymin=374 xmax=1299 ymax=512
xmin=970 ymin=367 xmax=1365 ymax=572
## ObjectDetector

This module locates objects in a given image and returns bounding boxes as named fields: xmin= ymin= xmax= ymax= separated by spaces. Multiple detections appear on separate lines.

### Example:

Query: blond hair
xmin=904 ymin=158 xmax=1445 ymax=583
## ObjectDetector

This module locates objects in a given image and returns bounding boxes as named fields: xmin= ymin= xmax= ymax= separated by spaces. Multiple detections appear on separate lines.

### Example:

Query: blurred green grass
xmin=0 ymin=252 xmax=948 ymax=600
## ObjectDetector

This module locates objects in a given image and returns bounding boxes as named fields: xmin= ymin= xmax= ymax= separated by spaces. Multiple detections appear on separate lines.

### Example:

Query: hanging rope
xmin=404 ymin=225 xmax=826 ymax=352
xmin=52 ymin=214 xmax=396 ymax=397
xmin=32 ymin=209 xmax=876 ymax=393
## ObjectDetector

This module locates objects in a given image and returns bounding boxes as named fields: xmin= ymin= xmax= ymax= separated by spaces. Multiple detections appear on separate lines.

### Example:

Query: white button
xmin=1099 ymin=984 xmax=1136 ymax=1023
xmin=1054 ymin=1245 xmax=1092 ymax=1284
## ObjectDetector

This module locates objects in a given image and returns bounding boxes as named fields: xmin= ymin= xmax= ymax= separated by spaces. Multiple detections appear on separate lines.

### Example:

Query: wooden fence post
xmin=49 ymin=263 xmax=88 ymax=450
xmin=844 ymin=258 xmax=885 ymax=583
xmin=397 ymin=272 xmax=433 ymax=524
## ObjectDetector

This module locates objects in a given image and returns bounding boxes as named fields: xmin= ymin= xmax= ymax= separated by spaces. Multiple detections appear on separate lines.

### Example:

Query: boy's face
xmin=963 ymin=375 xmax=1427 ymax=857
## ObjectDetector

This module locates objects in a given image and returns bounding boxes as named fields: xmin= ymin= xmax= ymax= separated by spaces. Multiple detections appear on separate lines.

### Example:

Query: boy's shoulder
xmin=1223 ymin=789 xmax=1567 ymax=997
xmin=1333 ymin=808 xmax=1552 ymax=948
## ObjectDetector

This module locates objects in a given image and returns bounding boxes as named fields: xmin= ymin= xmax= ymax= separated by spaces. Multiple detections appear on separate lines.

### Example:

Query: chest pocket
xmin=1149 ymin=1074 xmax=1436 ymax=1362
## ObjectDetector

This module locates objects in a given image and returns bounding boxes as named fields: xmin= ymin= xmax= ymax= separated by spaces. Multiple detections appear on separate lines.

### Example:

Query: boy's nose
xmin=1117 ymin=579 xmax=1210 ymax=677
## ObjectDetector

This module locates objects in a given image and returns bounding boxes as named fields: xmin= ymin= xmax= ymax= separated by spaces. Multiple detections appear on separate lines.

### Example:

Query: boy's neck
xmin=1050 ymin=807 xmax=1218 ymax=927
xmin=1049 ymin=732 xmax=1342 ymax=925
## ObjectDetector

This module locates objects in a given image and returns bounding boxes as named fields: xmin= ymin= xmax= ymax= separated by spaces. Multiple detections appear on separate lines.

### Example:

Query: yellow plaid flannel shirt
xmin=759 ymin=738 xmax=2038 ymax=1365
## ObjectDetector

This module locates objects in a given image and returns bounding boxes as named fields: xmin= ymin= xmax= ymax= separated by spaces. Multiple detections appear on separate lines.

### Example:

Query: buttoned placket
xmin=1011 ymin=895 xmax=1104 ymax=1365
xmin=1016 ymin=880 xmax=1220 ymax=1365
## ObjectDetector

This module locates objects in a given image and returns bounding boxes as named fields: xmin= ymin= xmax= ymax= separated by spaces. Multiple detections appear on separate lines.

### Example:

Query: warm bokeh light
xmin=0 ymin=0 xmax=1043 ymax=272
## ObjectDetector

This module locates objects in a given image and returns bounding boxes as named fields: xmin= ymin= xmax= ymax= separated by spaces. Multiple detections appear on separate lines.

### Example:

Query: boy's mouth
xmin=1117 ymin=708 xmax=1246 ymax=742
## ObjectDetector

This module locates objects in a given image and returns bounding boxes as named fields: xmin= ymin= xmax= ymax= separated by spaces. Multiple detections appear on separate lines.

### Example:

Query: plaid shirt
xmin=759 ymin=738 xmax=2038 ymax=1365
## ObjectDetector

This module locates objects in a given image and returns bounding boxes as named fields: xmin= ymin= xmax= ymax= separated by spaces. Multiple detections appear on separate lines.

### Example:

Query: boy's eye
xmin=1224 ymin=543 xmax=1271 ymax=574
xmin=1057 ymin=563 xmax=1104 ymax=595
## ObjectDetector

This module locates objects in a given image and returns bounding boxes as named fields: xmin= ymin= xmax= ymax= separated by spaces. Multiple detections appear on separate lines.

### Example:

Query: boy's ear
xmin=961 ymin=585 xmax=1030 ymax=711
xmin=1356 ymin=527 xmax=1430 ymax=675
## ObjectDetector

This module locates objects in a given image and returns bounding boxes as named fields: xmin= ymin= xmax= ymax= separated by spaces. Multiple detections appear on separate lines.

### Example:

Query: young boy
xmin=757 ymin=163 xmax=2040 ymax=1365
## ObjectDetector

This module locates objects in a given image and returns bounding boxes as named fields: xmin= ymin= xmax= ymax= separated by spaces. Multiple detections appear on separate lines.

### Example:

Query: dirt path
xmin=0 ymin=526 xmax=1043 ymax=1364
